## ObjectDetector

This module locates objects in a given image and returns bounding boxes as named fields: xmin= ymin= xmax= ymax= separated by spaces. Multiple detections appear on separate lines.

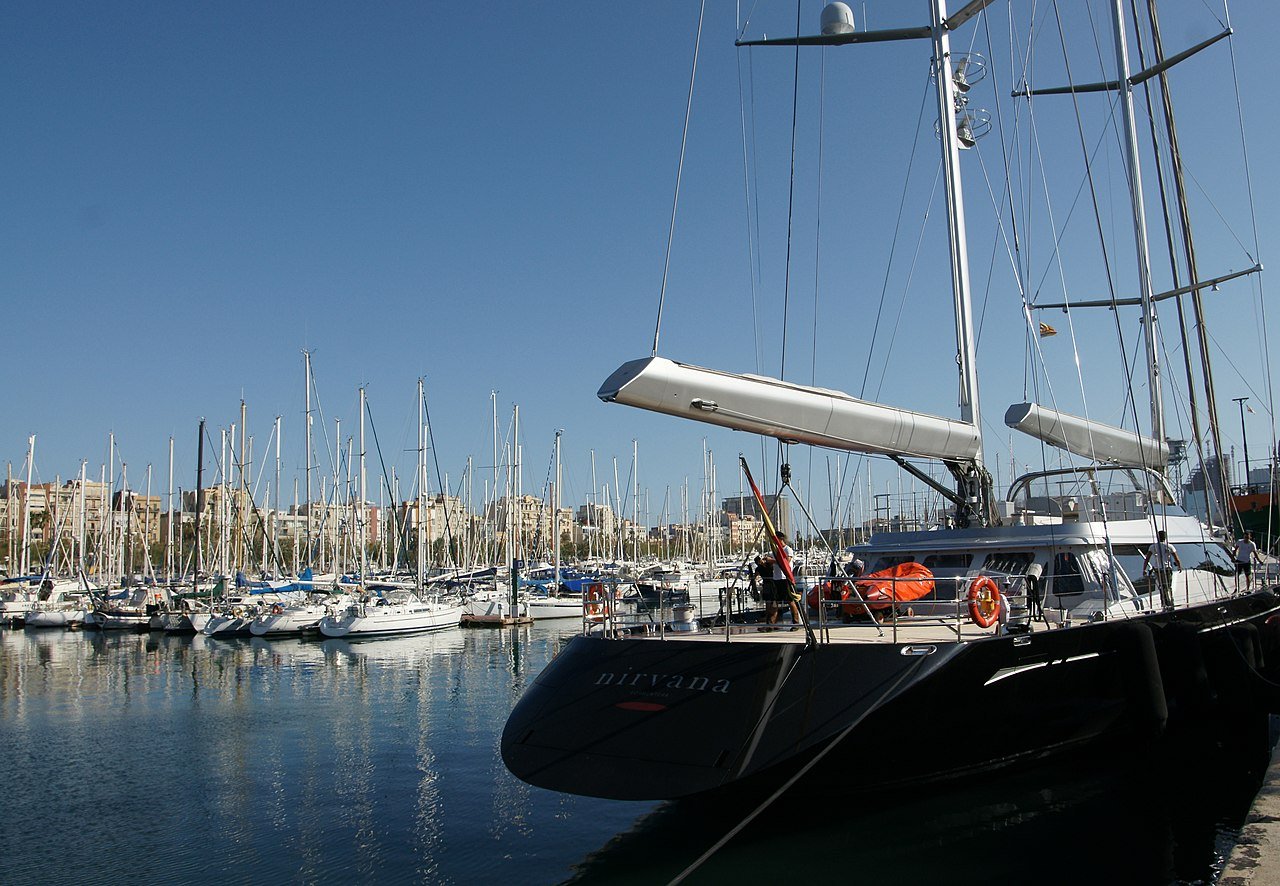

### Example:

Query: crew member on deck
xmin=1234 ymin=530 xmax=1262 ymax=591
xmin=760 ymin=532 xmax=801 ymax=629
xmin=1142 ymin=529 xmax=1182 ymax=608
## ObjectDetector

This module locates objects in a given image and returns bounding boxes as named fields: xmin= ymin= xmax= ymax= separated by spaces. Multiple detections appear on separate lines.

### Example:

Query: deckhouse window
xmin=870 ymin=555 xmax=915 ymax=573
xmin=1050 ymin=552 xmax=1085 ymax=596
xmin=923 ymin=553 xmax=973 ymax=569
xmin=982 ymin=552 xmax=1034 ymax=576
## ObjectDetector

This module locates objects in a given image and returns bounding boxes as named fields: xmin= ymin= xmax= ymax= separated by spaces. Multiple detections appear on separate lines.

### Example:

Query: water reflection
xmin=2 ymin=624 xmax=1265 ymax=885
xmin=567 ymin=717 xmax=1277 ymax=885
xmin=0 ymin=623 xmax=649 ymax=886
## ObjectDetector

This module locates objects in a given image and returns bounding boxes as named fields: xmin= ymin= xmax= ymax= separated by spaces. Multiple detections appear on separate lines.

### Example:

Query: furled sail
xmin=1004 ymin=402 xmax=1169 ymax=469
xmin=598 ymin=356 xmax=982 ymax=463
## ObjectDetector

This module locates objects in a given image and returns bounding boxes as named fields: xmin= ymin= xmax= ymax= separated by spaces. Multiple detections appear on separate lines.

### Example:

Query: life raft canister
xmin=967 ymin=575 xmax=1002 ymax=628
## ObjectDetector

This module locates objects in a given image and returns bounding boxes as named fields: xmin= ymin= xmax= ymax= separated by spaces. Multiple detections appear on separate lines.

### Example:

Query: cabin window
xmin=923 ymin=553 xmax=973 ymax=569
xmin=870 ymin=555 xmax=915 ymax=573
xmin=982 ymin=552 xmax=1034 ymax=576
xmin=1175 ymin=541 xmax=1234 ymax=576
xmin=1111 ymin=545 xmax=1148 ymax=583
xmin=1050 ymin=552 xmax=1085 ymax=596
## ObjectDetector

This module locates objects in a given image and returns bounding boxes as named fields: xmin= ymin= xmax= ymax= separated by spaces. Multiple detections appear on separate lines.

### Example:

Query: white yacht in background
xmin=22 ymin=577 xmax=92 ymax=628
xmin=317 ymin=592 xmax=462 ymax=638
xmin=250 ymin=592 xmax=352 ymax=637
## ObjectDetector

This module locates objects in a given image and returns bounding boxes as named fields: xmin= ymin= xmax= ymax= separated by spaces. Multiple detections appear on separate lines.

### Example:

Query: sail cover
xmin=598 ymin=356 xmax=982 ymax=463
xmin=1004 ymin=402 xmax=1169 ymax=469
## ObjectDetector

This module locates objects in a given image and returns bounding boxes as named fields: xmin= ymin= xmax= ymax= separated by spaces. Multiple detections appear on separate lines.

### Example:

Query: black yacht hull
xmin=501 ymin=591 xmax=1280 ymax=800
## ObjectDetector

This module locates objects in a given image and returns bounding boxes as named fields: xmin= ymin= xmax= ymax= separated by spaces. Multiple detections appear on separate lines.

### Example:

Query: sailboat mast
xmin=553 ymin=429 xmax=562 ymax=592
xmin=632 ymin=440 xmax=639 ymax=562
xmin=304 ymin=351 xmax=313 ymax=568
xmin=418 ymin=378 xmax=426 ymax=592
xmin=1109 ymin=0 xmax=1165 ymax=447
xmin=166 ymin=437 xmax=174 ymax=578
xmin=194 ymin=419 xmax=205 ymax=588
xmin=78 ymin=460 xmax=88 ymax=575
xmin=358 ymin=386 xmax=367 ymax=583
xmin=929 ymin=0 xmax=982 ymax=450
xmin=19 ymin=435 xmax=34 ymax=577
xmin=274 ymin=416 xmax=281 ymax=570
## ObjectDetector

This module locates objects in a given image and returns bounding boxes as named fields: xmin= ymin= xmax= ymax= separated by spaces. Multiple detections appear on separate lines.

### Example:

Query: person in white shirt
xmin=759 ymin=532 xmax=801 ymax=628
xmin=1142 ymin=530 xmax=1182 ymax=608
xmin=1234 ymin=530 xmax=1262 ymax=590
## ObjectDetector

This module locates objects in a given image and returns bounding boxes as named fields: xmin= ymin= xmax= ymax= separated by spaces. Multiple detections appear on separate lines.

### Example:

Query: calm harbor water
xmin=0 ymin=624 xmax=1273 ymax=885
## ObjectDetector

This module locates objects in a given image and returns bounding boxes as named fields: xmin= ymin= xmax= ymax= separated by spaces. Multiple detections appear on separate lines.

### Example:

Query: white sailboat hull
xmin=318 ymin=600 xmax=462 ymax=637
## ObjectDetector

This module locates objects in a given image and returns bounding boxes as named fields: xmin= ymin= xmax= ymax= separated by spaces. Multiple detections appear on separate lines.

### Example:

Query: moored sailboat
xmin=502 ymin=0 xmax=1280 ymax=802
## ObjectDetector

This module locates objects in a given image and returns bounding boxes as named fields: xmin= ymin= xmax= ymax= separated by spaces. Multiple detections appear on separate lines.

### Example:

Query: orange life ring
xmin=585 ymin=583 xmax=609 ymax=618
xmin=967 ymin=576 xmax=1002 ymax=628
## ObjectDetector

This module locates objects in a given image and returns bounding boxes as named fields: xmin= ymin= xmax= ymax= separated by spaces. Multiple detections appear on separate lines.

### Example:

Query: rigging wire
xmin=1222 ymin=0 xmax=1276 ymax=540
xmin=778 ymin=0 xmax=803 ymax=382
xmin=806 ymin=45 xmax=828 ymax=535
xmin=651 ymin=0 xmax=706 ymax=357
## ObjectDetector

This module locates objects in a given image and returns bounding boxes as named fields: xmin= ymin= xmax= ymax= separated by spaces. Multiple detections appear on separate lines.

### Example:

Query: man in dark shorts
xmin=1234 ymin=531 xmax=1262 ymax=591
xmin=759 ymin=532 xmax=801 ymax=627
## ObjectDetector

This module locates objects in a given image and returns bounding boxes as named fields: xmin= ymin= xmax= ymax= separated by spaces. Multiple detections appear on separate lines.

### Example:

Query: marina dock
xmin=1221 ymin=722 xmax=1280 ymax=885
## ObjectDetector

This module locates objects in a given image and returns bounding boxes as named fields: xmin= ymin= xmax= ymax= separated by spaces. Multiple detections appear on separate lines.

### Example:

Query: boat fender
xmin=967 ymin=576 xmax=1001 ymax=629
xmin=1156 ymin=620 xmax=1215 ymax=721
xmin=1259 ymin=614 xmax=1280 ymax=673
xmin=1228 ymin=621 xmax=1280 ymax=714
xmin=1115 ymin=622 xmax=1168 ymax=738
xmin=1201 ymin=625 xmax=1264 ymax=714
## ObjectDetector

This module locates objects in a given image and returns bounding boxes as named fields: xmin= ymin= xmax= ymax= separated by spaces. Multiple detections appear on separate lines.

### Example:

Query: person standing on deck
xmin=1233 ymin=531 xmax=1262 ymax=591
xmin=1142 ymin=530 xmax=1182 ymax=608
xmin=760 ymin=532 xmax=801 ymax=628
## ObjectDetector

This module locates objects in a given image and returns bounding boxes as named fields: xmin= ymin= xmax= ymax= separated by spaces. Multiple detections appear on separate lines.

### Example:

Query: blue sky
xmin=4 ymin=1 xmax=1276 ymax=531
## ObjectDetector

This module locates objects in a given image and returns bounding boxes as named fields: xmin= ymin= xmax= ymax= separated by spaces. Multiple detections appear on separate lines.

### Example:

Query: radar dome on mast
xmin=820 ymin=2 xmax=855 ymax=36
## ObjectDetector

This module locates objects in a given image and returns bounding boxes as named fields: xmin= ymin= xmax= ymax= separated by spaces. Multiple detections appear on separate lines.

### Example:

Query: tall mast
xmin=632 ymin=440 xmax=639 ymax=562
xmin=553 ymin=429 xmax=562 ymax=592
xmin=929 ymin=0 xmax=982 ymax=445
xmin=19 ymin=435 xmax=34 ymax=576
xmin=144 ymin=464 xmax=152 ymax=579
xmin=194 ymin=419 xmax=205 ymax=587
xmin=304 ymin=350 xmax=313 ymax=568
xmin=1109 ymin=0 xmax=1165 ymax=446
xmin=166 ymin=437 xmax=174 ymax=578
xmin=1145 ymin=0 xmax=1227 ymax=510
xmin=491 ymin=390 xmax=499 ymax=566
xmin=358 ymin=386 xmax=367 ymax=583
xmin=418 ymin=378 xmax=426 ymax=592
xmin=220 ymin=428 xmax=229 ymax=579
xmin=107 ymin=432 xmax=116 ymax=579
xmin=78 ymin=460 xmax=88 ymax=575
xmin=332 ymin=417 xmax=341 ymax=574
xmin=238 ymin=400 xmax=248 ymax=571
xmin=274 ymin=415 xmax=282 ymax=571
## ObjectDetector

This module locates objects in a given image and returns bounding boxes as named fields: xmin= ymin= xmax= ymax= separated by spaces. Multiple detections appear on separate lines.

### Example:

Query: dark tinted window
xmin=982 ymin=552 xmax=1034 ymax=575
xmin=923 ymin=553 xmax=974 ymax=569
xmin=870 ymin=555 xmax=915 ymax=572
xmin=1050 ymin=552 xmax=1085 ymax=596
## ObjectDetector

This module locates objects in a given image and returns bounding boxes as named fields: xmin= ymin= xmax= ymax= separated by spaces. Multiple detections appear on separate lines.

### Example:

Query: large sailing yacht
xmin=501 ymin=1 xmax=1280 ymax=801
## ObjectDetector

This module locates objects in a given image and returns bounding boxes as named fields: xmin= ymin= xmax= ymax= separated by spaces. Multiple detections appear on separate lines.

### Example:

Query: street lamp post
xmin=1233 ymin=396 xmax=1251 ymax=490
